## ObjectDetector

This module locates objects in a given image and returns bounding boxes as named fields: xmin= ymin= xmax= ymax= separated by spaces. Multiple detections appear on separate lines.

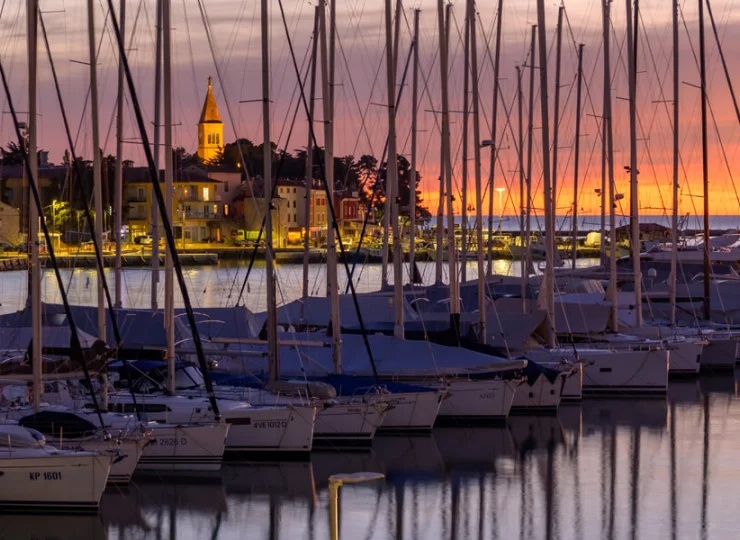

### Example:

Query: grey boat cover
xmin=215 ymin=332 xmax=525 ymax=378
xmin=257 ymin=295 xmax=418 ymax=328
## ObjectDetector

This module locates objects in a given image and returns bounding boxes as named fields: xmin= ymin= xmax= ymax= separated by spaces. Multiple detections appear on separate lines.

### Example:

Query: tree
xmin=370 ymin=154 xmax=430 ymax=223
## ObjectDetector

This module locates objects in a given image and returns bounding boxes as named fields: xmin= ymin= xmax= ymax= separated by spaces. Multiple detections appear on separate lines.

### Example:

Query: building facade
xmin=0 ymin=200 xmax=20 ymax=244
xmin=124 ymin=168 xmax=226 ymax=243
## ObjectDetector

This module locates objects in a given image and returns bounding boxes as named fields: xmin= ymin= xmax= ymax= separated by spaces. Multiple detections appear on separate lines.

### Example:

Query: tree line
xmin=1 ymin=138 xmax=432 ymax=231
xmin=187 ymin=138 xmax=432 ymax=222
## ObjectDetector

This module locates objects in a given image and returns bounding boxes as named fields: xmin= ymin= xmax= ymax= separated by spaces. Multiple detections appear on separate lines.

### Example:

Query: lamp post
xmin=495 ymin=187 xmax=506 ymax=232
xmin=328 ymin=472 xmax=385 ymax=540
xmin=51 ymin=199 xmax=57 ymax=249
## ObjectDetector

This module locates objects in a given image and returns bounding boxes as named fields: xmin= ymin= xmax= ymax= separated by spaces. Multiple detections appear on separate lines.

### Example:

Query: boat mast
xmin=551 ymin=6 xmax=563 ymax=270
xmin=262 ymin=0 xmax=279 ymax=383
xmin=460 ymin=1 xmax=470 ymax=283
xmin=536 ymin=0 xmax=555 ymax=346
xmin=698 ymin=0 xmax=710 ymax=320
xmin=670 ymin=0 xmax=678 ymax=326
xmin=525 ymin=25 xmax=535 ymax=308
xmin=604 ymin=0 xmax=618 ymax=332
xmin=114 ymin=0 xmax=125 ymax=308
xmin=408 ymin=8 xmax=420 ymax=283
xmin=434 ymin=6 xmax=447 ymax=287
xmin=487 ymin=0 xmax=503 ymax=276
xmin=572 ymin=44 xmax=584 ymax=269
xmin=320 ymin=0 xmax=342 ymax=371
xmin=384 ymin=0 xmax=403 ymax=339
xmin=163 ymin=0 xmax=174 ymax=394
xmin=301 ymin=7 xmax=320 ymax=320
xmin=469 ymin=0 xmax=486 ymax=343
xmin=626 ymin=0 xmax=642 ymax=326
xmin=600 ymin=5 xmax=607 ymax=269
xmin=150 ymin=0 xmax=162 ymax=312
xmin=28 ymin=0 xmax=41 ymax=411
xmin=88 ymin=0 xmax=105 ymax=344
xmin=517 ymin=65 xmax=526 ymax=312
xmin=440 ymin=1 xmax=459 ymax=329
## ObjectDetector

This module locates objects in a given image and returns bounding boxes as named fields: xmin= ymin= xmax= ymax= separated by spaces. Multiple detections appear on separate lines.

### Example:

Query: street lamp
xmin=328 ymin=472 xmax=385 ymax=540
xmin=51 ymin=200 xmax=57 ymax=249
xmin=495 ymin=187 xmax=506 ymax=231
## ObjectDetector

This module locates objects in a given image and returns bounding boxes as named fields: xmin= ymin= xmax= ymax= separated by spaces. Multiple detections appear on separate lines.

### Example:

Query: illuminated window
xmin=224 ymin=204 xmax=230 ymax=217
xmin=203 ymin=187 xmax=210 ymax=201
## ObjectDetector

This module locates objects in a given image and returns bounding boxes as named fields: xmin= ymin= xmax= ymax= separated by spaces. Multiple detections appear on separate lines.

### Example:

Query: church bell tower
xmin=197 ymin=76 xmax=224 ymax=163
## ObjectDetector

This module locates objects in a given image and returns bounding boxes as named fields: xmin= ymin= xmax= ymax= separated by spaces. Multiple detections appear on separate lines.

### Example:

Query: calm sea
xmin=429 ymin=214 xmax=740 ymax=233
xmin=2 ymin=263 xmax=740 ymax=538
xmin=2 ymin=381 xmax=739 ymax=539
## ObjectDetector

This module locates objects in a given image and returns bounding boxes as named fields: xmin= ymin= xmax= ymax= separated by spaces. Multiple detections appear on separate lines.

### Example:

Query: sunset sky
xmin=2 ymin=0 xmax=740 ymax=217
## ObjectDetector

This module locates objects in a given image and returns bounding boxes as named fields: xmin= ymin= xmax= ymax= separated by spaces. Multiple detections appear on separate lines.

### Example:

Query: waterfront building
xmin=124 ymin=167 xmax=226 ymax=243
xmin=0 ymin=200 xmax=20 ymax=245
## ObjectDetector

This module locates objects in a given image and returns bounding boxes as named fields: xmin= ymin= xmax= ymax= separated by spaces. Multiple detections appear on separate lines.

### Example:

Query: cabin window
xmin=109 ymin=403 xmax=171 ymax=414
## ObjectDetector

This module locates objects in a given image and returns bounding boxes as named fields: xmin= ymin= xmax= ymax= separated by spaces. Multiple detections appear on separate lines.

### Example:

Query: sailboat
xmin=0 ymin=425 xmax=112 ymax=512
xmin=0 ymin=1 xmax=113 ymax=507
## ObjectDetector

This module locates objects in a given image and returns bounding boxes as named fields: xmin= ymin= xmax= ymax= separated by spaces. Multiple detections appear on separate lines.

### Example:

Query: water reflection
xmin=9 ymin=373 xmax=740 ymax=538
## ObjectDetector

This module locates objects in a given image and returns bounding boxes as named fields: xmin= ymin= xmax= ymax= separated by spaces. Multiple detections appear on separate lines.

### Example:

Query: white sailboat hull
xmin=667 ymin=340 xmax=703 ymax=375
xmin=511 ymin=373 xmax=566 ymax=411
xmin=79 ymin=438 xmax=144 ymax=484
xmin=701 ymin=338 xmax=737 ymax=370
xmin=562 ymin=364 xmax=583 ymax=401
xmin=138 ymin=423 xmax=228 ymax=471
xmin=223 ymin=405 xmax=316 ymax=454
xmin=0 ymin=450 xmax=111 ymax=512
xmin=436 ymin=379 xmax=519 ymax=421
xmin=313 ymin=402 xmax=387 ymax=447
xmin=198 ymin=388 xmax=384 ymax=447
xmin=371 ymin=391 xmax=443 ymax=433
xmin=581 ymin=349 xmax=669 ymax=395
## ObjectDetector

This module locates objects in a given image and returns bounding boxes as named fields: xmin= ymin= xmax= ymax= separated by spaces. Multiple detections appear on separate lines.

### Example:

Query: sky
xmin=2 ymin=0 xmax=740 ymax=218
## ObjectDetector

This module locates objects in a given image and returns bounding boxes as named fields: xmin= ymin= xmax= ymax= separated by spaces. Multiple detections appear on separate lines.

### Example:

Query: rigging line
xmin=38 ymin=9 xmax=143 ymax=417
xmin=276 ymin=0 xmax=380 ymax=383
xmin=275 ymin=30 xmax=314 ymax=150
xmin=678 ymin=5 xmax=730 ymax=218
xmin=345 ymin=37 xmax=416 ymax=293
xmin=227 ymin=48 xmax=314 ymax=307
xmin=0 ymin=57 xmax=109 ymax=433
xmin=181 ymin=0 xmax=200 ymax=112
xmin=562 ymin=5 xmax=606 ymax=147
xmin=334 ymin=29 xmax=385 ymax=186
xmin=705 ymin=0 xmax=740 ymax=136
xmin=105 ymin=0 xmax=221 ymax=420
xmin=195 ymin=0 xmax=253 ymax=184
xmin=71 ymin=4 xmax=110 ymax=153
xmin=335 ymin=30 xmax=388 ymax=175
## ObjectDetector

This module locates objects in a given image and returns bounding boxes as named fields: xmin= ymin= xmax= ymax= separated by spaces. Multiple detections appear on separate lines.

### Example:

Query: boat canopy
xmin=0 ymin=424 xmax=46 ymax=448
xmin=216 ymin=332 xmax=525 ymax=378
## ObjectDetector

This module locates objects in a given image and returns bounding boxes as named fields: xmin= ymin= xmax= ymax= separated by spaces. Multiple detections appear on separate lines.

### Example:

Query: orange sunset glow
xmin=1 ymin=0 xmax=740 ymax=218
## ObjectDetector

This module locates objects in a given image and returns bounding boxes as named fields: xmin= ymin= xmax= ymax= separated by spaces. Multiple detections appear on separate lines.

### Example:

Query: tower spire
xmin=197 ymin=75 xmax=223 ymax=162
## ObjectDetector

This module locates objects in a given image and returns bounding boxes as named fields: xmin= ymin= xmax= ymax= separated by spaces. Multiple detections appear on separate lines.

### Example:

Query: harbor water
xmin=1 ymin=263 xmax=739 ymax=538
xmin=0 ymin=383 xmax=738 ymax=538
